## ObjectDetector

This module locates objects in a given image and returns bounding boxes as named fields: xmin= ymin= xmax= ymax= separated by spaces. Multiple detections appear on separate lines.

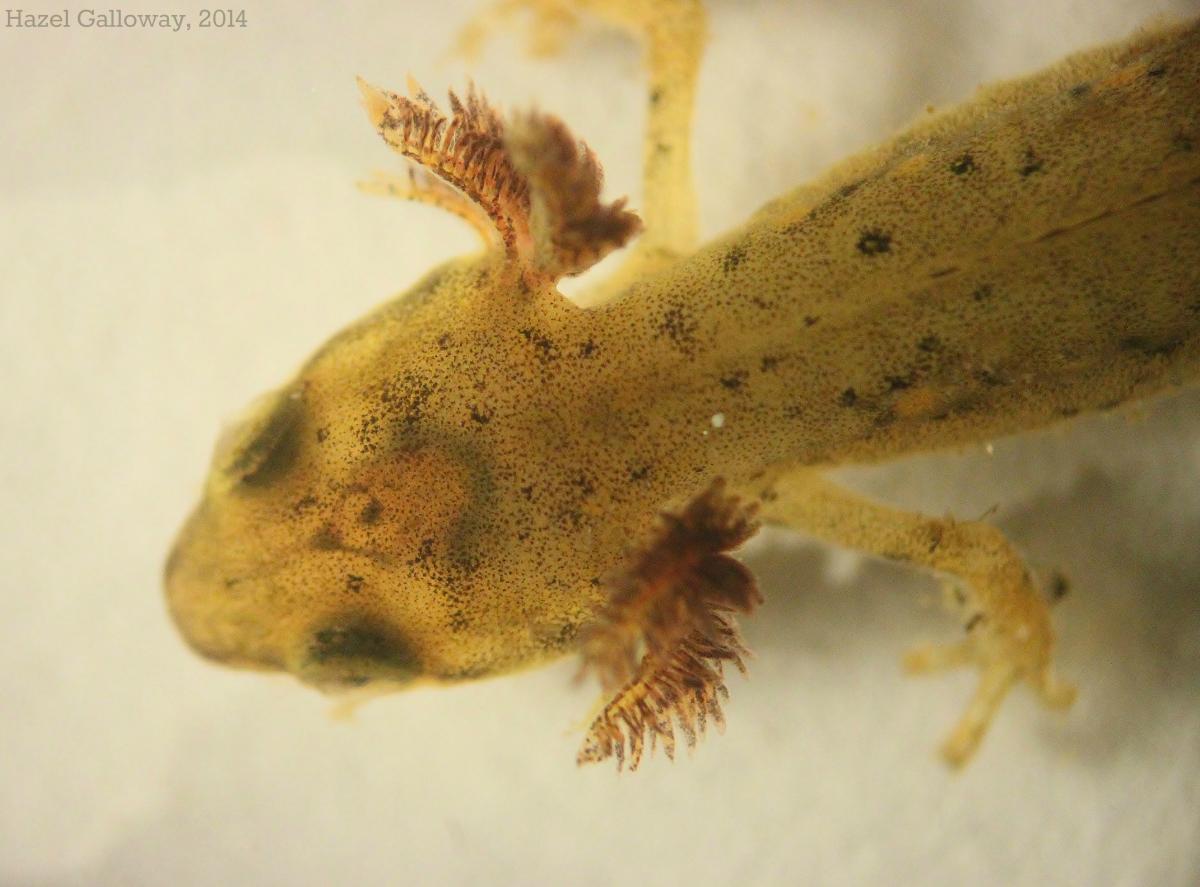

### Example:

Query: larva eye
xmin=212 ymin=386 xmax=305 ymax=487
xmin=296 ymin=617 xmax=422 ymax=690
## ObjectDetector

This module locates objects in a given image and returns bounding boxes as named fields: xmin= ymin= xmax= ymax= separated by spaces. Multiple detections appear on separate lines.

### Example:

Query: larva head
xmin=165 ymin=77 xmax=643 ymax=693
xmin=164 ymin=260 xmax=557 ymax=691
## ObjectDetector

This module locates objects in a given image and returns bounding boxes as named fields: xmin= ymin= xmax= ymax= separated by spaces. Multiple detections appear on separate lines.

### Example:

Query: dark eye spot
xmin=225 ymin=388 xmax=304 ymax=487
xmin=305 ymin=617 xmax=419 ymax=685
xmin=311 ymin=625 xmax=389 ymax=662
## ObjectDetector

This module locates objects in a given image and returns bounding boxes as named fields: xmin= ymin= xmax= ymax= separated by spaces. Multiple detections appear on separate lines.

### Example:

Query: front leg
xmin=456 ymin=0 xmax=707 ymax=300
xmin=747 ymin=468 xmax=1076 ymax=766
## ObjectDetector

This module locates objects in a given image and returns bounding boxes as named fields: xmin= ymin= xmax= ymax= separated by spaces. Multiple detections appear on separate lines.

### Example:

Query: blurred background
xmin=2 ymin=1 xmax=1199 ymax=884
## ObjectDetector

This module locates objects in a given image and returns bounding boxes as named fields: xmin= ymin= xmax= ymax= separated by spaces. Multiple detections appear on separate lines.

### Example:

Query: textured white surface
xmin=2 ymin=1 xmax=1199 ymax=884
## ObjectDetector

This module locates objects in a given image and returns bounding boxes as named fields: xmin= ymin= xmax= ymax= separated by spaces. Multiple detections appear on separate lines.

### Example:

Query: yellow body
xmin=165 ymin=1 xmax=1200 ymax=765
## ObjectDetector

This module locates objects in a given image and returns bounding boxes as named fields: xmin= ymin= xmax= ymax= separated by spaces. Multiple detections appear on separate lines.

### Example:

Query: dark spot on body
xmin=294 ymin=494 xmax=318 ymax=513
xmin=722 ymin=245 xmax=747 ymax=274
xmin=357 ymin=414 xmax=381 ymax=454
xmin=1019 ymin=147 xmax=1044 ymax=177
xmin=839 ymin=388 xmax=858 ymax=407
xmin=578 ymin=338 xmax=599 ymax=358
xmin=803 ymin=315 xmax=820 ymax=327
xmin=346 ymin=574 xmax=365 ymax=593
xmin=658 ymin=302 xmax=699 ymax=355
xmin=629 ymin=464 xmax=651 ymax=482
xmin=519 ymin=484 xmax=534 ymax=500
xmin=719 ymin=371 xmax=748 ymax=391
xmin=950 ymin=153 xmax=976 ymax=175
xmin=929 ymin=266 xmax=958 ymax=279
xmin=359 ymin=498 xmax=383 ymax=524
xmin=759 ymin=487 xmax=779 ymax=503
xmin=230 ymin=390 xmax=304 ymax=487
xmin=873 ymin=409 xmax=897 ymax=428
xmin=965 ymin=613 xmax=985 ymax=632
xmin=760 ymin=355 xmax=781 ymax=372
xmin=917 ymin=335 xmax=942 ymax=353
xmin=1173 ymin=133 xmax=1194 ymax=153
xmin=1069 ymin=82 xmax=1091 ymax=98
xmin=1049 ymin=572 xmax=1070 ymax=601
xmin=519 ymin=327 xmax=558 ymax=363
xmin=971 ymin=284 xmax=994 ymax=302
xmin=856 ymin=229 xmax=892 ymax=256
xmin=379 ymin=373 xmax=435 ymax=428
xmin=406 ymin=537 xmax=435 ymax=567
xmin=885 ymin=374 xmax=912 ymax=391
xmin=1147 ymin=64 xmax=1167 ymax=78
xmin=436 ymin=332 xmax=452 ymax=349
xmin=449 ymin=610 xmax=469 ymax=632
xmin=315 ymin=427 xmax=329 ymax=444
xmin=469 ymin=405 xmax=491 ymax=425
xmin=1059 ymin=406 xmax=1080 ymax=418
xmin=649 ymin=88 xmax=662 ymax=105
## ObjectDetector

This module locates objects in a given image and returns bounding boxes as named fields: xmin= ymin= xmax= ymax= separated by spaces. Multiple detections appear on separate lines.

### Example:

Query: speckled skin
xmin=165 ymin=2 xmax=1199 ymax=764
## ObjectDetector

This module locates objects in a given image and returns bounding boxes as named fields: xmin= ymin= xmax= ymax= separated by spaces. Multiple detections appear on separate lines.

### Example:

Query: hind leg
xmin=747 ymin=468 xmax=1075 ymax=766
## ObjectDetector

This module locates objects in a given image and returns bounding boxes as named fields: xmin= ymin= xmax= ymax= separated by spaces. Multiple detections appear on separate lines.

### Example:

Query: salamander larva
xmin=165 ymin=0 xmax=1200 ymax=769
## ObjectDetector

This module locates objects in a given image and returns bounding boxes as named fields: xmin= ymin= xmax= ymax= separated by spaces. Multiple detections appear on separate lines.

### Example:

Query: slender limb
xmin=585 ymin=0 xmax=705 ymax=263
xmin=746 ymin=468 xmax=1075 ymax=766
xmin=455 ymin=0 xmax=707 ymax=301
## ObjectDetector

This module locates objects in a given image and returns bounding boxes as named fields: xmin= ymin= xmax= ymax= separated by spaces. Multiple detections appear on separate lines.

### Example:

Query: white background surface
xmin=3 ymin=1 xmax=1199 ymax=884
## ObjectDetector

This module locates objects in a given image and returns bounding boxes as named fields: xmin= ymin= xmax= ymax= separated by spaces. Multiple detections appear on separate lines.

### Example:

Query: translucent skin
xmin=165 ymin=4 xmax=1199 ymax=762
